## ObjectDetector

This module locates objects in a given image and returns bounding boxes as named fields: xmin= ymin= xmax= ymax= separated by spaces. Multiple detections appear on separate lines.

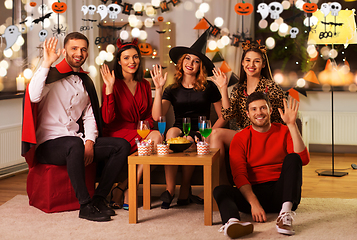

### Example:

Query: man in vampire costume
xmin=22 ymin=32 xmax=130 ymax=222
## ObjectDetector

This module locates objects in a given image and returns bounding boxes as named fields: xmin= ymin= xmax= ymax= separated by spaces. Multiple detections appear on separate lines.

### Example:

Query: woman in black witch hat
xmin=151 ymin=30 xmax=227 ymax=209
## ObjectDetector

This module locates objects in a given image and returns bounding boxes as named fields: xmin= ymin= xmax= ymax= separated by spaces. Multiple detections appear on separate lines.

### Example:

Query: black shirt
xmin=162 ymin=80 xmax=221 ymax=131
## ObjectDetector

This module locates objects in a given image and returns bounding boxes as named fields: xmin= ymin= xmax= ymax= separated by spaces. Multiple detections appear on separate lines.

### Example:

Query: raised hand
xmin=278 ymin=98 xmax=299 ymax=126
xmin=100 ymin=64 xmax=115 ymax=95
xmin=41 ymin=37 xmax=61 ymax=68
xmin=211 ymin=68 xmax=227 ymax=89
xmin=150 ymin=64 xmax=167 ymax=90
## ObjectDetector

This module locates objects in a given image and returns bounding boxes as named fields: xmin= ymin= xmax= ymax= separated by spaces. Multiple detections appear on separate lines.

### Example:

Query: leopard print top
xmin=222 ymin=77 xmax=286 ymax=130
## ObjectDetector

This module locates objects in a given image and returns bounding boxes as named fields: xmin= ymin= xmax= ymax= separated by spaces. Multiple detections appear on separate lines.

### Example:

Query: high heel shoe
xmin=160 ymin=190 xmax=175 ymax=209
xmin=109 ymin=185 xmax=126 ymax=209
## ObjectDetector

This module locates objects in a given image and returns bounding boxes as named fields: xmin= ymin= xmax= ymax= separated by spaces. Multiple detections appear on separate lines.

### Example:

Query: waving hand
xmin=41 ymin=37 xmax=61 ymax=68
xmin=150 ymin=64 xmax=167 ymax=90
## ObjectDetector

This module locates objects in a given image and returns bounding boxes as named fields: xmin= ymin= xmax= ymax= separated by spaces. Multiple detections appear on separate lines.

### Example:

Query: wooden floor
xmin=1 ymin=153 xmax=357 ymax=206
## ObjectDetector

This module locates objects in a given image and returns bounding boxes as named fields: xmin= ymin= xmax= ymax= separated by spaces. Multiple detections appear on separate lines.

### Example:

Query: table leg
xmin=129 ymin=163 xmax=137 ymax=224
xmin=143 ymin=164 xmax=151 ymax=210
xmin=203 ymin=164 xmax=213 ymax=226
xmin=212 ymin=153 xmax=220 ymax=211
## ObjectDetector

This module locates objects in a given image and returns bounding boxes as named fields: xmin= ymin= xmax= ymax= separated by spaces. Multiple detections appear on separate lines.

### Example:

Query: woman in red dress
xmin=100 ymin=39 xmax=162 ymax=210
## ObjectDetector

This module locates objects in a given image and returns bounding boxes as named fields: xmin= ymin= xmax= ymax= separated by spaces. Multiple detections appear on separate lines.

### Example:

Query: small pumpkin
xmin=234 ymin=2 xmax=254 ymax=16
xmin=29 ymin=2 xmax=37 ymax=7
xmin=302 ymin=2 xmax=318 ymax=13
xmin=157 ymin=16 xmax=164 ymax=22
xmin=138 ymin=43 xmax=153 ymax=56
xmin=52 ymin=1 xmax=67 ymax=14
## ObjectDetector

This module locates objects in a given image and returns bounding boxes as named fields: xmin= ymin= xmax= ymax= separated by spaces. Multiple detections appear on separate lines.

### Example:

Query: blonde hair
xmin=172 ymin=54 xmax=207 ymax=91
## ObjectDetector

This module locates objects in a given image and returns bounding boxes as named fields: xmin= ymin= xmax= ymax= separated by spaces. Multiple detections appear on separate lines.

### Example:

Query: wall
xmin=0 ymin=98 xmax=24 ymax=170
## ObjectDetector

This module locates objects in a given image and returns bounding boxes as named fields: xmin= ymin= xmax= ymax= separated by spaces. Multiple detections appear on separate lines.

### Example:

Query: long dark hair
xmin=238 ymin=48 xmax=273 ymax=84
xmin=113 ymin=43 xmax=144 ymax=81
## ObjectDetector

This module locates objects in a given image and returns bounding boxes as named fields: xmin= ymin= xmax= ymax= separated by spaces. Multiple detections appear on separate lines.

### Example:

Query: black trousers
xmin=35 ymin=136 xmax=130 ymax=205
xmin=213 ymin=153 xmax=303 ymax=224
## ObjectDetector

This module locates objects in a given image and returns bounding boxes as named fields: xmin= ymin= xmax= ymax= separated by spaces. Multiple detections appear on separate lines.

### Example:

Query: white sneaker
xmin=276 ymin=212 xmax=296 ymax=235
xmin=219 ymin=218 xmax=254 ymax=239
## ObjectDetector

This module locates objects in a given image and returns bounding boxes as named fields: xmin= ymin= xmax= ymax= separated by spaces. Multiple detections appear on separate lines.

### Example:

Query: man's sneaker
xmin=219 ymin=218 xmax=254 ymax=239
xmin=276 ymin=212 xmax=296 ymax=235
xmin=79 ymin=202 xmax=111 ymax=222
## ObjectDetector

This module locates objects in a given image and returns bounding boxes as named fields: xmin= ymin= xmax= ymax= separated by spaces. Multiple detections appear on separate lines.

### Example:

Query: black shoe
xmin=160 ymin=190 xmax=174 ymax=209
xmin=109 ymin=185 xmax=126 ymax=209
xmin=188 ymin=187 xmax=204 ymax=205
xmin=79 ymin=202 xmax=111 ymax=222
xmin=92 ymin=196 xmax=116 ymax=216
xmin=176 ymin=198 xmax=190 ymax=206
xmin=189 ymin=194 xmax=204 ymax=205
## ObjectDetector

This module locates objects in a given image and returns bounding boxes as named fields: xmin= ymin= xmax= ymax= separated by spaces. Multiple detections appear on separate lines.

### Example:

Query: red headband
xmin=116 ymin=38 xmax=138 ymax=51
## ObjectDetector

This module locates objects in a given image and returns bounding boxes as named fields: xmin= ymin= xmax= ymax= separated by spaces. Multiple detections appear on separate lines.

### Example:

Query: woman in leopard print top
xmin=210 ymin=42 xmax=286 ymax=185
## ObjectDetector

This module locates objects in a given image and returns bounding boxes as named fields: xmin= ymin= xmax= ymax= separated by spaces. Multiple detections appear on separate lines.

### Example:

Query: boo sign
xmin=308 ymin=10 xmax=357 ymax=45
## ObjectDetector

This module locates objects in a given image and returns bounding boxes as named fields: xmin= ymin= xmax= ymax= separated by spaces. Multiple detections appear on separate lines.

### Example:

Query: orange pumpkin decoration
xmin=29 ymin=2 xmax=37 ymax=7
xmin=302 ymin=2 xmax=318 ymax=13
xmin=234 ymin=2 xmax=254 ymax=16
xmin=157 ymin=16 xmax=164 ymax=22
xmin=138 ymin=43 xmax=153 ymax=56
xmin=52 ymin=1 xmax=67 ymax=14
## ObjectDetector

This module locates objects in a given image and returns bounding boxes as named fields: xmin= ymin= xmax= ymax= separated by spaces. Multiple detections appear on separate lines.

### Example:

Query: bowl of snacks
xmin=167 ymin=137 xmax=193 ymax=152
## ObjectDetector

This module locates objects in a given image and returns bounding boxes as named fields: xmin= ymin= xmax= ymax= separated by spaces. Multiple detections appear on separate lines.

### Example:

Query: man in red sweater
xmin=214 ymin=92 xmax=310 ymax=239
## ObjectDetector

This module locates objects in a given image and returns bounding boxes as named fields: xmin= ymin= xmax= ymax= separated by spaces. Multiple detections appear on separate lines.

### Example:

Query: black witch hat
xmin=169 ymin=29 xmax=215 ymax=76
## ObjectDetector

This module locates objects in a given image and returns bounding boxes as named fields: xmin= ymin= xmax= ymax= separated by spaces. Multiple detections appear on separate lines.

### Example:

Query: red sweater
xmin=229 ymin=123 xmax=310 ymax=188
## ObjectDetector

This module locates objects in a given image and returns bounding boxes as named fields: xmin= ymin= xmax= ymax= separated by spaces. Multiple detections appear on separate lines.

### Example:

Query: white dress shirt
xmin=28 ymin=66 xmax=98 ymax=145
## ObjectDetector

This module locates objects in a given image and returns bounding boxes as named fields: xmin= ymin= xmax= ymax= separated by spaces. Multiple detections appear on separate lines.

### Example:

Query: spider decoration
xmin=52 ymin=24 xmax=67 ymax=37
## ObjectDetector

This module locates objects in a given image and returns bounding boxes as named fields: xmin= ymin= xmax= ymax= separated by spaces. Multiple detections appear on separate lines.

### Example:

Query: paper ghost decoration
xmin=107 ymin=3 xmax=121 ymax=19
xmin=81 ymin=5 xmax=89 ymax=15
xmin=38 ymin=4 xmax=48 ymax=14
xmin=97 ymin=5 xmax=108 ymax=20
xmin=290 ymin=27 xmax=299 ymax=38
xmin=330 ymin=2 xmax=341 ymax=17
xmin=38 ymin=29 xmax=48 ymax=42
xmin=268 ymin=2 xmax=283 ymax=20
xmin=88 ymin=5 xmax=96 ymax=15
xmin=257 ymin=3 xmax=269 ymax=20
xmin=2 ymin=25 xmax=21 ymax=50
xmin=320 ymin=3 xmax=330 ymax=17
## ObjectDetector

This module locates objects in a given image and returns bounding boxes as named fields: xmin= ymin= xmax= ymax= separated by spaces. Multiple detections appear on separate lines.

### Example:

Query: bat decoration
xmin=82 ymin=18 xmax=98 ymax=22
xmin=97 ymin=23 xmax=127 ymax=30
xmin=33 ymin=12 xmax=52 ymax=24
xmin=20 ymin=19 xmax=28 ymax=24
xmin=156 ymin=30 xmax=166 ymax=34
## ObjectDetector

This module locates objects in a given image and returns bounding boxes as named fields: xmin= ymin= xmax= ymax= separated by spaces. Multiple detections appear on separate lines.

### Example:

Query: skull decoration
xmin=38 ymin=29 xmax=48 ymax=42
xmin=88 ymin=5 xmax=96 ymax=15
xmin=330 ymin=2 xmax=341 ymax=17
xmin=290 ymin=27 xmax=299 ymax=39
xmin=268 ymin=2 xmax=283 ymax=20
xmin=107 ymin=3 xmax=121 ymax=20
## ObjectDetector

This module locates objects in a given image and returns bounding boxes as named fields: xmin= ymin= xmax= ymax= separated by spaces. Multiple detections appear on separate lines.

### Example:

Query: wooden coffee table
xmin=128 ymin=148 xmax=220 ymax=226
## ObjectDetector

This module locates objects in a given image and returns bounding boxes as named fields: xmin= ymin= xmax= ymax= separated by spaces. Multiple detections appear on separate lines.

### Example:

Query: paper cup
xmin=138 ymin=144 xmax=150 ymax=156
xmin=149 ymin=141 xmax=154 ymax=153
xmin=157 ymin=144 xmax=169 ymax=155
xmin=197 ymin=143 xmax=210 ymax=155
